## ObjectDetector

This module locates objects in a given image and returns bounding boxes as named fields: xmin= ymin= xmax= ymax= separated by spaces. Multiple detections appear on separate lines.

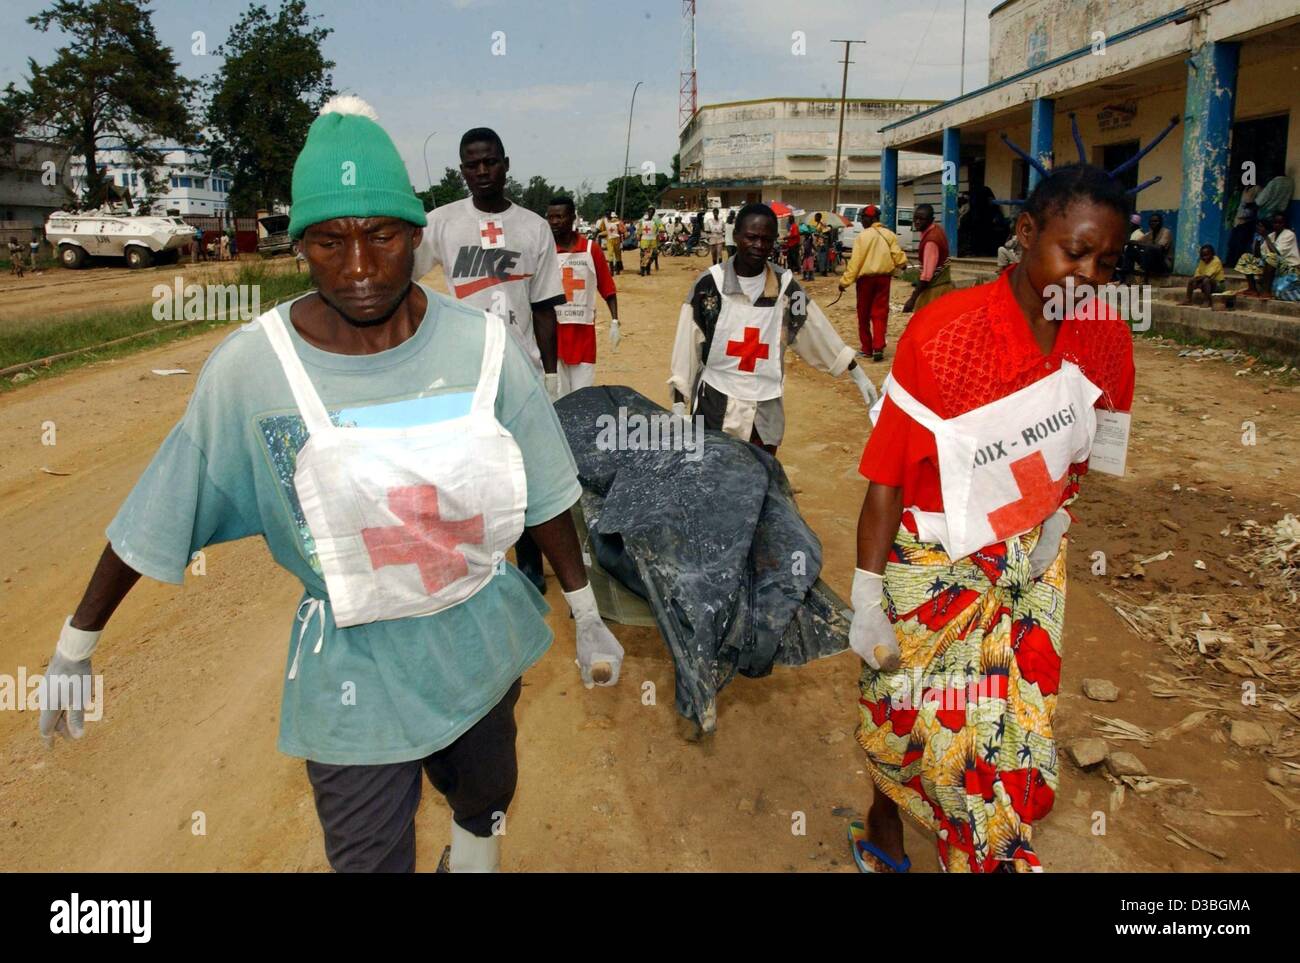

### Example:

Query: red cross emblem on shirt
xmin=725 ymin=326 xmax=770 ymax=373
xmin=561 ymin=265 xmax=585 ymax=302
xmin=479 ymin=219 xmax=504 ymax=248
xmin=361 ymin=484 xmax=485 ymax=594
xmin=985 ymin=451 xmax=1068 ymax=541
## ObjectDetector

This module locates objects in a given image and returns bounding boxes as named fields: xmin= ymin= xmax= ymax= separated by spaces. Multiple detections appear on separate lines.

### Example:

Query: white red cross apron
xmin=259 ymin=306 xmax=528 ymax=630
xmin=555 ymin=242 xmax=596 ymax=327
xmin=871 ymin=361 xmax=1102 ymax=559
xmin=701 ymin=263 xmax=788 ymax=403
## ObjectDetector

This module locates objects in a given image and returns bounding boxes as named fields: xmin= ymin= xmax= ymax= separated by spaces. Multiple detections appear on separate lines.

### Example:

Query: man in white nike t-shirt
xmin=415 ymin=127 xmax=566 ymax=391
xmin=414 ymin=127 xmax=567 ymax=594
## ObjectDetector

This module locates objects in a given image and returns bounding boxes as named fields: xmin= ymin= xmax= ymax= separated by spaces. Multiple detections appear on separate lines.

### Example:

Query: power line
xmin=896 ymin=0 xmax=945 ymax=100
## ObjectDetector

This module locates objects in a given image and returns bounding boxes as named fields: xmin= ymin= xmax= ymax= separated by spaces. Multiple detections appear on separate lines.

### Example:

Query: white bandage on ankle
xmin=57 ymin=616 xmax=101 ymax=661
xmin=449 ymin=820 xmax=501 ymax=873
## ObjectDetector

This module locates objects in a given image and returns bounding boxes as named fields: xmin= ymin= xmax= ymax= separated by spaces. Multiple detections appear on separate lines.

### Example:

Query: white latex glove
xmin=671 ymin=401 xmax=687 ymax=420
xmin=849 ymin=569 xmax=901 ymax=671
xmin=609 ymin=319 xmax=621 ymax=350
xmin=544 ymin=371 xmax=560 ymax=402
xmin=38 ymin=616 xmax=100 ymax=744
xmin=563 ymin=582 xmax=624 ymax=688
xmin=848 ymin=365 xmax=879 ymax=407
xmin=1028 ymin=509 xmax=1071 ymax=579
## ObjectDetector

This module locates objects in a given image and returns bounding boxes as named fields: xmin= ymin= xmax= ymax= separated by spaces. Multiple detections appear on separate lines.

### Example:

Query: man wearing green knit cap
xmin=38 ymin=95 xmax=625 ymax=873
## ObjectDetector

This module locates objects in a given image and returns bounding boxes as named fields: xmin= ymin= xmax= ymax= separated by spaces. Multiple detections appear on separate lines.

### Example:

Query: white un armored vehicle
xmin=44 ymin=207 xmax=196 ymax=269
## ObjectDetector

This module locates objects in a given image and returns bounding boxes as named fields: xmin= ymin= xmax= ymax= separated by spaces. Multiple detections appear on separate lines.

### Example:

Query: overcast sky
xmin=0 ymin=0 xmax=1002 ymax=192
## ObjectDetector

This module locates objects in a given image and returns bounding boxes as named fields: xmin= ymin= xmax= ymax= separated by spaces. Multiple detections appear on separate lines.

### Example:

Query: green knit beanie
xmin=288 ymin=95 xmax=427 ymax=239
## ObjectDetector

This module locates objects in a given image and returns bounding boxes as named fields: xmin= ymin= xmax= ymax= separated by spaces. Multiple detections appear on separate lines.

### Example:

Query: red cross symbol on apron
xmin=985 ymin=451 xmax=1068 ymax=541
xmin=480 ymin=220 xmax=504 ymax=246
xmin=361 ymin=484 xmax=485 ymax=593
xmin=561 ymin=265 xmax=585 ymax=302
xmin=725 ymin=326 xmax=771 ymax=373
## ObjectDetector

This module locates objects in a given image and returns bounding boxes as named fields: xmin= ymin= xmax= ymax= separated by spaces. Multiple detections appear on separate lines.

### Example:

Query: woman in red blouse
xmin=846 ymin=164 xmax=1136 ymax=873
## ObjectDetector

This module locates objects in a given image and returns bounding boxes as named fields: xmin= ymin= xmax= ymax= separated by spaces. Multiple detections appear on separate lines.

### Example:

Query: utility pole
xmin=618 ymin=81 xmax=643 ymax=218
xmin=830 ymin=39 xmax=866 ymax=211
xmin=422 ymin=131 xmax=437 ymax=192
xmin=960 ymin=0 xmax=968 ymax=95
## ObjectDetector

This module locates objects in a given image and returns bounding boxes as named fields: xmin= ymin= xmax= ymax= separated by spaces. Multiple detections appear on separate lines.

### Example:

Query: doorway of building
xmin=1226 ymin=114 xmax=1289 ymax=261
xmin=1098 ymin=141 xmax=1140 ymax=194
xmin=1230 ymin=114 xmax=1289 ymax=194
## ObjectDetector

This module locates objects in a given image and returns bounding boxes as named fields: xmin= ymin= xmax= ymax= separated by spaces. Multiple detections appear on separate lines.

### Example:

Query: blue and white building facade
xmin=68 ymin=147 xmax=234 ymax=218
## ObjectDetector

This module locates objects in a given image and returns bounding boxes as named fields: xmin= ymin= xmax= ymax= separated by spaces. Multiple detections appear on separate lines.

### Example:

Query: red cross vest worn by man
xmin=554 ymin=232 xmax=616 ymax=396
xmin=668 ymin=254 xmax=875 ymax=454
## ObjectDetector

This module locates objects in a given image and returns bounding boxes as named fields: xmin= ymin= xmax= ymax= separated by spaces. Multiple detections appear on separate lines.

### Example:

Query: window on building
xmin=171 ymin=175 xmax=179 ymax=188
xmin=787 ymin=154 xmax=826 ymax=175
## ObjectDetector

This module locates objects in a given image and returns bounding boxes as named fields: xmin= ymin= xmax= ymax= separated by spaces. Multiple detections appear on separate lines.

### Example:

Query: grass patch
xmin=0 ymin=263 xmax=314 ymax=380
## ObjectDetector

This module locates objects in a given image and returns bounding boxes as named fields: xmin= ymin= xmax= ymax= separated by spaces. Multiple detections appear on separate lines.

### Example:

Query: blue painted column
xmin=1175 ymin=41 xmax=1239 ymax=275
xmin=1029 ymin=97 xmax=1055 ymax=191
xmin=942 ymin=127 xmax=960 ymax=252
xmin=881 ymin=147 xmax=898 ymax=231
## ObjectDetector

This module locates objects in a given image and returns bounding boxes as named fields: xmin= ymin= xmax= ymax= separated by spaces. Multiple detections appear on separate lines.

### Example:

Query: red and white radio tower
xmin=679 ymin=0 xmax=697 ymax=131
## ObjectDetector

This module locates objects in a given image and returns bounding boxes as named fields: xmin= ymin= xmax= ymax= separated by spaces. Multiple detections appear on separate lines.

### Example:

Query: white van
xmin=835 ymin=204 xmax=919 ymax=254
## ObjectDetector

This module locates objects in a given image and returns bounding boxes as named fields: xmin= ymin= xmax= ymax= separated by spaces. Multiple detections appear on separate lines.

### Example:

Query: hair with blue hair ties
xmin=992 ymin=113 xmax=1181 ymax=219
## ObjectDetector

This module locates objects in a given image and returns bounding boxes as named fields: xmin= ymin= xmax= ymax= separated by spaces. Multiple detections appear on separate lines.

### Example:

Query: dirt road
xmin=1 ymin=254 xmax=1296 ymax=871
xmin=0 ymin=256 xmax=303 ymax=328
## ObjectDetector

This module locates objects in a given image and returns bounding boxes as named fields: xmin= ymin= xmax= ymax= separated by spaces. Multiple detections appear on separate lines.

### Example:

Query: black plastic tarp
xmin=554 ymin=385 xmax=851 ymax=732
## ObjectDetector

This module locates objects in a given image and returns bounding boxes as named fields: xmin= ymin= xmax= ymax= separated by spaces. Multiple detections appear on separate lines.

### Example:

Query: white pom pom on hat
xmin=319 ymin=94 xmax=379 ymax=121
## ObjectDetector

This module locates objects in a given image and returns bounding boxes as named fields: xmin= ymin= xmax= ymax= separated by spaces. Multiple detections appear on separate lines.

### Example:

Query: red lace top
xmin=859 ymin=267 xmax=1135 ymax=516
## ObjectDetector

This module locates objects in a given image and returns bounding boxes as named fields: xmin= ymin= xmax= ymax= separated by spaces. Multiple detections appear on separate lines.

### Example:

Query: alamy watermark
xmin=595 ymin=406 xmax=705 ymax=462
xmin=1044 ymin=277 xmax=1150 ymax=331
xmin=0 ymin=666 xmax=103 ymax=720
xmin=152 ymin=276 xmax=261 ymax=322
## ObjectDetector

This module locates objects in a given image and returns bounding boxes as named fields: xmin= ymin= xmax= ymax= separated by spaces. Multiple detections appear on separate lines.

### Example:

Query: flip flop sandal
xmin=847 ymin=819 xmax=911 ymax=874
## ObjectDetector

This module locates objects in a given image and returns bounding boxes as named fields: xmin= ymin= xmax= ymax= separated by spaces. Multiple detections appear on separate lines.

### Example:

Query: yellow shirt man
xmin=838 ymin=220 xmax=908 ymax=289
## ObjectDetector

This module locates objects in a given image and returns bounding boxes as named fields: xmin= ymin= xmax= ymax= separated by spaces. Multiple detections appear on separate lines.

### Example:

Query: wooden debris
xmin=1092 ymin=714 xmax=1153 ymax=742
xmin=1204 ymin=809 xmax=1263 ymax=818
xmin=1163 ymin=823 xmax=1226 ymax=860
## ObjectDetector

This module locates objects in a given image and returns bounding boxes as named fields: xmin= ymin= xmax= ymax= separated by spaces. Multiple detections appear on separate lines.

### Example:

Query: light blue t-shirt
xmin=106 ymin=285 xmax=582 ymax=764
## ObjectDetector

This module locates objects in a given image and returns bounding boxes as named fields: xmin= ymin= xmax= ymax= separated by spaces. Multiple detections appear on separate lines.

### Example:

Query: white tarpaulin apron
xmin=259 ymin=306 xmax=528 ymax=635
xmin=555 ymin=243 xmax=596 ymax=327
xmin=700 ymin=263 xmax=789 ymax=403
xmin=870 ymin=361 xmax=1102 ymax=560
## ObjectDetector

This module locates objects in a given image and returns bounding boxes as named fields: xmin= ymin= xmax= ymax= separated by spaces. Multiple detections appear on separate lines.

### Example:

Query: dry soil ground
xmin=1 ymin=252 xmax=1297 ymax=871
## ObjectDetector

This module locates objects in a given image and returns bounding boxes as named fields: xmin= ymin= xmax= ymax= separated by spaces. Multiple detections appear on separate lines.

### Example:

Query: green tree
xmin=604 ymin=171 xmax=670 ymax=219
xmin=204 ymin=0 xmax=334 ymax=215
xmin=415 ymin=165 xmax=467 ymax=211
xmin=520 ymin=174 xmax=571 ymax=215
xmin=13 ymin=0 xmax=195 ymax=209
xmin=578 ymin=190 xmax=606 ymax=223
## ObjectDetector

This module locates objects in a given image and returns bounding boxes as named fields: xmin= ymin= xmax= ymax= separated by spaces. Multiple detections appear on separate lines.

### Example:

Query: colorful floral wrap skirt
xmin=855 ymin=522 xmax=1067 ymax=873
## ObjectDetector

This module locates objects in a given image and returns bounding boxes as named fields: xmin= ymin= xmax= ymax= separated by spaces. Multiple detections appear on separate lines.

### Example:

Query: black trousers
xmin=305 ymin=678 xmax=522 ymax=872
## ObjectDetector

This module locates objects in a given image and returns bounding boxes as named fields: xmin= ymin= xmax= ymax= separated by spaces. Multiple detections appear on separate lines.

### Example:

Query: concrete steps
xmin=1147 ymin=289 xmax=1300 ymax=362
xmin=942 ymin=261 xmax=1300 ymax=362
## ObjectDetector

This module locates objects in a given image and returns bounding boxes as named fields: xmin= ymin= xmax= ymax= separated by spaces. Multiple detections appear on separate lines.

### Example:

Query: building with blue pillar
xmin=1175 ymin=41 xmax=1239 ymax=275
xmin=876 ymin=0 xmax=1299 ymax=270
xmin=942 ymin=127 xmax=961 ymax=251
xmin=880 ymin=147 xmax=898 ymax=232
xmin=1028 ymin=97 xmax=1055 ymax=192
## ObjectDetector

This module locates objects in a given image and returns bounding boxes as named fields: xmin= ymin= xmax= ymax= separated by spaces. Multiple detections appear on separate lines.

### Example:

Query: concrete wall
xmin=989 ymin=0 xmax=1183 ymax=82
xmin=0 ymin=139 xmax=75 ymax=228
xmin=681 ymin=98 xmax=939 ymax=188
